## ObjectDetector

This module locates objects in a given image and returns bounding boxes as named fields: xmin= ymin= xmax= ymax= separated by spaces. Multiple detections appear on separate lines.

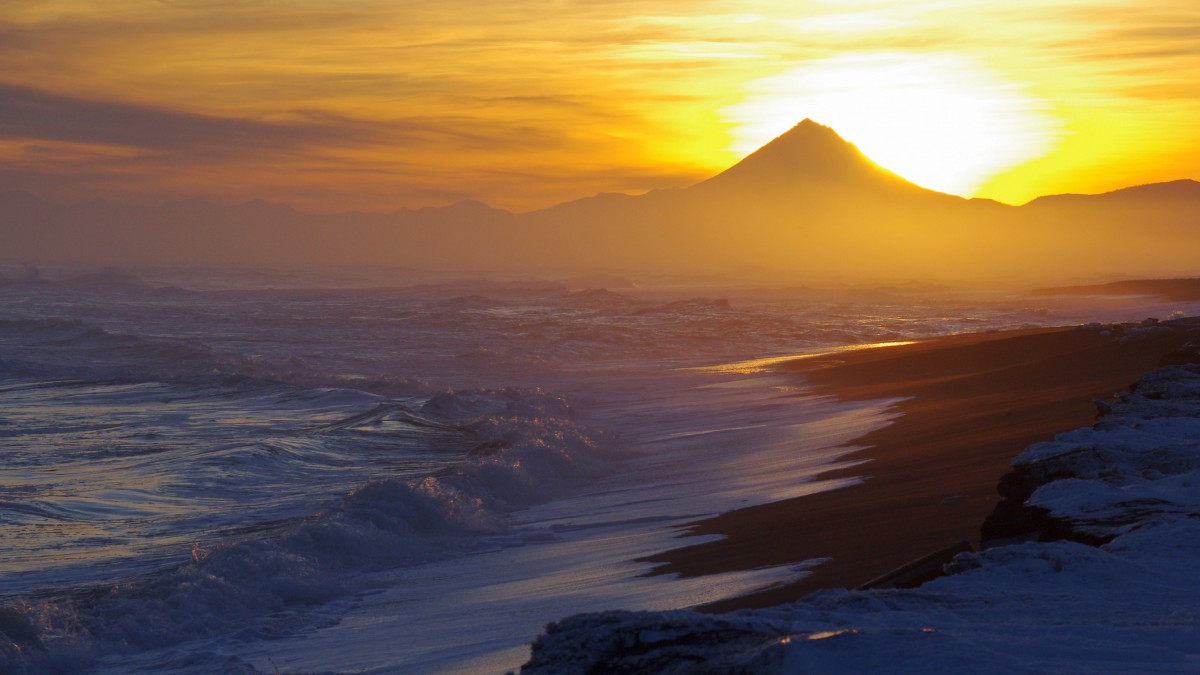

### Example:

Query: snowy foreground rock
xmin=521 ymin=365 xmax=1200 ymax=674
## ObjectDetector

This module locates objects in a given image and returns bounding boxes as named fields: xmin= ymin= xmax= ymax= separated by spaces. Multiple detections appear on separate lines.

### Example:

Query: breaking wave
xmin=0 ymin=382 xmax=605 ymax=674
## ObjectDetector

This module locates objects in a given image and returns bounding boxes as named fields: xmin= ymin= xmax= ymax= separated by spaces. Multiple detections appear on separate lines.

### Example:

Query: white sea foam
xmin=1 ymin=383 xmax=603 ymax=674
xmin=133 ymin=370 xmax=899 ymax=674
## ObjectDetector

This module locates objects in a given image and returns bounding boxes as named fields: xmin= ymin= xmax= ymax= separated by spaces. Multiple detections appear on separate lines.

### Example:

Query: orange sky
xmin=1 ymin=1 xmax=1198 ymax=212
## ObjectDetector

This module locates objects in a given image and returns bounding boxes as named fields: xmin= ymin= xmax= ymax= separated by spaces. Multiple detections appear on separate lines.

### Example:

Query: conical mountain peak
xmin=698 ymin=119 xmax=915 ymax=192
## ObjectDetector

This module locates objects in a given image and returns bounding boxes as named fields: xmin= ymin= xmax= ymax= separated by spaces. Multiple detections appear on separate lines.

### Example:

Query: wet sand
xmin=642 ymin=320 xmax=1200 ymax=612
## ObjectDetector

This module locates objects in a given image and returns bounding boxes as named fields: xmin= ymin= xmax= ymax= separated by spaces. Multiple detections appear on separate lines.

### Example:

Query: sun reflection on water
xmin=689 ymin=341 xmax=917 ymax=375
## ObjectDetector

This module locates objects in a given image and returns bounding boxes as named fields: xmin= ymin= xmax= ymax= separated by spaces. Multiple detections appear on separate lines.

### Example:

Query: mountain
xmin=1028 ymin=179 xmax=1200 ymax=206
xmin=697 ymin=119 xmax=925 ymax=194
xmin=520 ymin=120 xmax=1006 ymax=279
xmin=1 ymin=121 xmax=1197 ymax=283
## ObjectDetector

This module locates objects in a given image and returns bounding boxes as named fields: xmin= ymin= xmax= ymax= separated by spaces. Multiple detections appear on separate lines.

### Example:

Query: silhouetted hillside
xmin=1 ymin=120 xmax=1197 ymax=283
xmin=1031 ymin=277 xmax=1200 ymax=302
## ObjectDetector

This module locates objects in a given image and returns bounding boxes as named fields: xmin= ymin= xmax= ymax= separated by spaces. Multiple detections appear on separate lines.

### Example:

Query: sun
xmin=724 ymin=53 xmax=1061 ymax=197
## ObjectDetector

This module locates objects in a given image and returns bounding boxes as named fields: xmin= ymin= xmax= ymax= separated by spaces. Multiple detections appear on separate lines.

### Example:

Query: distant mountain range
xmin=2 ymin=119 xmax=1198 ymax=283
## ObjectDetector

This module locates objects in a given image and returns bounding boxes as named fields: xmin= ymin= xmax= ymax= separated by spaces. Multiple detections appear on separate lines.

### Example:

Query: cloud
xmin=3 ymin=0 xmax=1196 ymax=212
xmin=0 ymin=82 xmax=578 ymax=161
xmin=0 ymin=80 xmax=695 ymax=212
xmin=0 ymin=82 xmax=378 ymax=154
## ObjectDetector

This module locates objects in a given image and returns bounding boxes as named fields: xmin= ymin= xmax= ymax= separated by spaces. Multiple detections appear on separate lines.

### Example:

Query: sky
xmin=1 ymin=0 xmax=1198 ymax=212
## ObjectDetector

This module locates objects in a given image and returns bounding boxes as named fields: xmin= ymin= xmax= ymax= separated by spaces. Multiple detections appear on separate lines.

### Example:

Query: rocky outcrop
xmin=523 ymin=611 xmax=787 ymax=675
xmin=982 ymin=364 xmax=1200 ymax=547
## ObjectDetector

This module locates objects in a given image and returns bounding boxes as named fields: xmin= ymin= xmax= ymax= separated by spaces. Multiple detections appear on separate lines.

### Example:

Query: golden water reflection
xmin=690 ymin=340 xmax=917 ymax=375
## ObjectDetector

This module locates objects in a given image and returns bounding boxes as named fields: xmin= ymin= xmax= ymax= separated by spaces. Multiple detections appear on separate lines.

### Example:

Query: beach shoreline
xmin=642 ymin=318 xmax=1200 ymax=611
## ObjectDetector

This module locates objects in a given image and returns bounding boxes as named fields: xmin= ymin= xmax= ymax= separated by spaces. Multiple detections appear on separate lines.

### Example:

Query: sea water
xmin=1 ymin=268 xmax=1194 ymax=674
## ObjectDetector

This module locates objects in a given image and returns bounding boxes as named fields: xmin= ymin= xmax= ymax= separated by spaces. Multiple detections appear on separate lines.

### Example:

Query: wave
xmin=0 ymin=385 xmax=606 ymax=674
xmin=0 ymin=317 xmax=423 ymax=397
xmin=0 ymin=318 xmax=225 ymax=381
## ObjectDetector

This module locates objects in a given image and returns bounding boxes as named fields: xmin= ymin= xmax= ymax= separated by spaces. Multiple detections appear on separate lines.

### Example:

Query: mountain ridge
xmin=1026 ymin=179 xmax=1200 ymax=206
xmin=1 ymin=119 xmax=1198 ymax=283
xmin=2 ymin=124 xmax=1193 ymax=215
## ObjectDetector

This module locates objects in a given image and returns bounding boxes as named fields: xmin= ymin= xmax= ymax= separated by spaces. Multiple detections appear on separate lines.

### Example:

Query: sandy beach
xmin=644 ymin=319 xmax=1200 ymax=611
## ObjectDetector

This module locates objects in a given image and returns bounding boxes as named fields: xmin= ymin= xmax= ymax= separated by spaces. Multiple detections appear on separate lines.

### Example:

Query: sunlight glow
xmin=5 ymin=2 xmax=1199 ymax=209
xmin=725 ymin=54 xmax=1063 ymax=197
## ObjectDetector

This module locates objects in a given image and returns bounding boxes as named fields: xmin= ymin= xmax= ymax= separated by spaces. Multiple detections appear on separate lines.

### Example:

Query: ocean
xmin=1 ymin=267 xmax=1191 ymax=674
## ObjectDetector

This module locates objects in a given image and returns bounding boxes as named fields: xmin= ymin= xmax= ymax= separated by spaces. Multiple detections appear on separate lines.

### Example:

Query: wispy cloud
xmin=0 ymin=83 xmax=374 ymax=154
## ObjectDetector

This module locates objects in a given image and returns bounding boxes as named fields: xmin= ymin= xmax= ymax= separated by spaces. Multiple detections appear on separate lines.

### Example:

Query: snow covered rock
xmin=983 ymin=364 xmax=1200 ymax=544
